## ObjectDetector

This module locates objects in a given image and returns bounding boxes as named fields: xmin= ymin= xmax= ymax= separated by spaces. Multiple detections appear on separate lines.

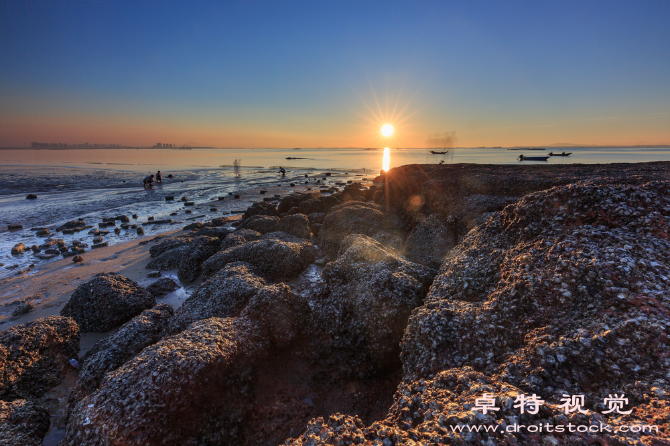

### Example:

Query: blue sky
xmin=1 ymin=0 xmax=669 ymax=147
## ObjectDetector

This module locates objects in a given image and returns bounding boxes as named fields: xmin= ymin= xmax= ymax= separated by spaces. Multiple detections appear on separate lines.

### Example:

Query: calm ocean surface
xmin=2 ymin=146 xmax=670 ymax=173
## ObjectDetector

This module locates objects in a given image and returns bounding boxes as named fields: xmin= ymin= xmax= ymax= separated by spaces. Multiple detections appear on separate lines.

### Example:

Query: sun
xmin=381 ymin=124 xmax=394 ymax=137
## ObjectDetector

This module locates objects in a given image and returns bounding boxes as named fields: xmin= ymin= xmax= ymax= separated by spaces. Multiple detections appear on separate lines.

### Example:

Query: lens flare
xmin=382 ymin=147 xmax=390 ymax=172
xmin=381 ymin=124 xmax=394 ymax=137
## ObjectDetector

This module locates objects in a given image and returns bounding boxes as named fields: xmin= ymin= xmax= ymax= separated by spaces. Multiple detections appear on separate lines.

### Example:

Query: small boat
xmin=518 ymin=155 xmax=549 ymax=161
xmin=548 ymin=151 xmax=572 ymax=156
xmin=430 ymin=150 xmax=448 ymax=154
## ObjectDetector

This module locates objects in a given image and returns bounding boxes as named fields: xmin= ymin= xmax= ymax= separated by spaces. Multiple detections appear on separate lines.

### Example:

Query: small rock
xmin=73 ymin=255 xmax=84 ymax=263
xmin=181 ymin=196 xmax=188 ymax=202
xmin=165 ymin=196 xmax=175 ymax=201
xmin=137 ymin=227 xmax=145 ymax=236
xmin=132 ymin=214 xmax=138 ymax=219
xmin=12 ymin=302 xmax=34 ymax=316
xmin=92 ymin=242 xmax=109 ymax=249
xmin=148 ymin=216 xmax=155 ymax=221
xmin=26 ymin=194 xmax=37 ymax=199
xmin=8 ymin=224 xmax=23 ymax=230
xmin=146 ymin=277 xmax=180 ymax=297
xmin=147 ymin=271 xmax=161 ymax=278
xmin=11 ymin=243 xmax=25 ymax=255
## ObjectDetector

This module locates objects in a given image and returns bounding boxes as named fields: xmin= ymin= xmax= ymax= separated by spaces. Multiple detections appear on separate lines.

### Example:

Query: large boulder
xmin=311 ymin=234 xmax=433 ymax=372
xmin=0 ymin=399 xmax=51 ymax=446
xmin=286 ymin=367 xmax=669 ymax=445
xmin=61 ymin=273 xmax=156 ymax=332
xmin=0 ymin=316 xmax=79 ymax=400
xmin=149 ymin=234 xmax=196 ymax=258
xmin=276 ymin=213 xmax=311 ymax=239
xmin=242 ymin=200 xmax=278 ymax=219
xmin=297 ymin=199 xmax=323 ymax=215
xmin=218 ymin=229 xmax=263 ymax=250
xmin=147 ymin=236 xmax=221 ymax=283
xmin=402 ymin=181 xmax=670 ymax=408
xmin=277 ymin=192 xmax=321 ymax=214
xmin=190 ymin=225 xmax=230 ymax=238
xmin=201 ymin=235 xmax=317 ymax=281
xmin=236 ymin=215 xmax=279 ymax=234
xmin=319 ymin=194 xmax=341 ymax=213
xmin=71 ymin=303 xmax=174 ymax=402
xmin=62 ymin=317 xmax=265 ymax=446
xmin=176 ymin=236 xmax=221 ymax=282
xmin=403 ymin=214 xmax=459 ymax=268
xmin=63 ymin=283 xmax=310 ymax=446
xmin=239 ymin=283 xmax=310 ymax=348
xmin=318 ymin=202 xmax=390 ymax=257
xmin=146 ymin=245 xmax=190 ymax=270
xmin=171 ymin=262 xmax=267 ymax=333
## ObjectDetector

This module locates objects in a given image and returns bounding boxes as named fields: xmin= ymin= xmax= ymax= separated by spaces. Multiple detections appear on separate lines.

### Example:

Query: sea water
xmin=2 ymin=146 xmax=670 ymax=172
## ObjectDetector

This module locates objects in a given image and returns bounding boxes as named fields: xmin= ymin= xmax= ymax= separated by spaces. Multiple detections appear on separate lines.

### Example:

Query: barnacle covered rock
xmin=61 ymin=273 xmax=155 ymax=332
xmin=402 ymin=181 xmax=670 ymax=407
xmin=0 ymin=316 xmax=79 ymax=400
xmin=201 ymin=234 xmax=317 ymax=281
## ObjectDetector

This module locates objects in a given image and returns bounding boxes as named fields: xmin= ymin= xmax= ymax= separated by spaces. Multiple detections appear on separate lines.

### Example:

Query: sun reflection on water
xmin=383 ymin=147 xmax=390 ymax=172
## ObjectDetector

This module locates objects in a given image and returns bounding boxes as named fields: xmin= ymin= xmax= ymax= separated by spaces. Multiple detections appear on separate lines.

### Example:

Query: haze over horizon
xmin=1 ymin=1 xmax=669 ymax=149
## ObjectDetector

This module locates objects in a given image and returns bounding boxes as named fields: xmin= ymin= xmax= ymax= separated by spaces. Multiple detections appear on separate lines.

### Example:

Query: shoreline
xmin=0 ymin=168 xmax=367 ymax=277
xmin=0 ymin=229 xmax=183 ymax=330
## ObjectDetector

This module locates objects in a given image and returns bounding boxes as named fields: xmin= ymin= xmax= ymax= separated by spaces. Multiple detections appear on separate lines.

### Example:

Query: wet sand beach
xmin=0 ymin=166 xmax=363 ymax=277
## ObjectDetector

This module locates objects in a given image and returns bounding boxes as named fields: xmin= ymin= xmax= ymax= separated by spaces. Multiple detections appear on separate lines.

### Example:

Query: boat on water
xmin=548 ymin=151 xmax=572 ymax=156
xmin=518 ymin=155 xmax=549 ymax=161
xmin=430 ymin=150 xmax=448 ymax=154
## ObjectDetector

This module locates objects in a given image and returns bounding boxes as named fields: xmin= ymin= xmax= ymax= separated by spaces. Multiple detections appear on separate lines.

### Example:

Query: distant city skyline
xmin=1 ymin=1 xmax=669 ymax=148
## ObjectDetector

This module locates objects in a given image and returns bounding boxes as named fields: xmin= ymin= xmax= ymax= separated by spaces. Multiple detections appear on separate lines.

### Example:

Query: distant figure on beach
xmin=143 ymin=174 xmax=154 ymax=188
xmin=155 ymin=171 xmax=162 ymax=183
xmin=233 ymin=159 xmax=241 ymax=177
xmin=279 ymin=167 xmax=286 ymax=176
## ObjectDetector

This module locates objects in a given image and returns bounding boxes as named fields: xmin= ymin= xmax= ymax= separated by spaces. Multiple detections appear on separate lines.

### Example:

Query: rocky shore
xmin=1 ymin=162 xmax=669 ymax=445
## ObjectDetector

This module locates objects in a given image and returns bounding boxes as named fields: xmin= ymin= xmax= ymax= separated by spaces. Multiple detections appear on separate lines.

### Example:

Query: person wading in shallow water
xmin=143 ymin=174 xmax=154 ymax=188
xmin=156 ymin=171 xmax=162 ymax=183
xmin=279 ymin=167 xmax=286 ymax=177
